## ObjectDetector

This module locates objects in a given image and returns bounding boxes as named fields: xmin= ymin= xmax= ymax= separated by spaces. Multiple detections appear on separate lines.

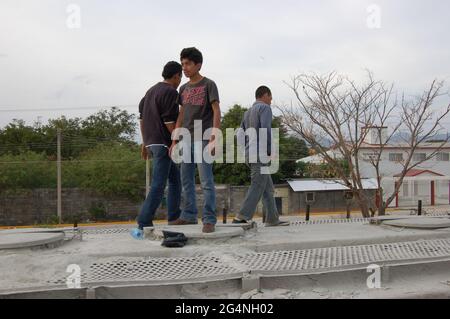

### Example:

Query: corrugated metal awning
xmin=287 ymin=179 xmax=378 ymax=192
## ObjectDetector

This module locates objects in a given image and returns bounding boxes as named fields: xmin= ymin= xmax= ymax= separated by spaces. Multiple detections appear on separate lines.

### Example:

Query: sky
xmin=1 ymin=0 xmax=450 ymax=130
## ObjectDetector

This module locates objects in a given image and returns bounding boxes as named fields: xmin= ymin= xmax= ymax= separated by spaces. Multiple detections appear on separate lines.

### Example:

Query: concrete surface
xmin=0 ymin=232 xmax=65 ymax=250
xmin=0 ymin=227 xmax=73 ymax=235
xmin=150 ymin=225 xmax=246 ymax=240
xmin=2 ymin=248 xmax=450 ymax=299
xmin=382 ymin=217 xmax=450 ymax=229
xmin=370 ymin=215 xmax=450 ymax=224
xmin=1 ymin=215 xmax=450 ymax=298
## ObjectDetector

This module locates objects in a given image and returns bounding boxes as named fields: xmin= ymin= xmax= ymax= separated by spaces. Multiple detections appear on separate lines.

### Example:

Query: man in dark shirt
xmin=169 ymin=47 xmax=221 ymax=233
xmin=131 ymin=61 xmax=183 ymax=239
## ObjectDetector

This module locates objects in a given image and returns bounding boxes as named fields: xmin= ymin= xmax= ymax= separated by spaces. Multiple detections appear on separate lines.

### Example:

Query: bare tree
xmin=278 ymin=71 xmax=450 ymax=217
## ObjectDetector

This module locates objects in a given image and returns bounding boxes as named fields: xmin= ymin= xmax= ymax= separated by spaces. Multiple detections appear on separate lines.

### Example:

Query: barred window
xmin=412 ymin=153 xmax=426 ymax=162
xmin=403 ymin=181 xmax=409 ymax=197
xmin=436 ymin=152 xmax=450 ymax=161
xmin=414 ymin=181 xmax=419 ymax=196
xmin=306 ymin=192 xmax=315 ymax=202
xmin=362 ymin=152 xmax=379 ymax=162
xmin=389 ymin=153 xmax=403 ymax=162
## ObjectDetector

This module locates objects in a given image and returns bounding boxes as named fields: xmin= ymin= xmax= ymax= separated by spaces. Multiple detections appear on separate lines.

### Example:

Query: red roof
xmin=394 ymin=169 xmax=444 ymax=177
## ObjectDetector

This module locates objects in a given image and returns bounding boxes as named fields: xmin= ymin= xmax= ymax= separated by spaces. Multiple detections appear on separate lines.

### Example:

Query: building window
xmin=414 ymin=181 xmax=419 ymax=196
xmin=403 ymin=181 xmax=409 ymax=197
xmin=436 ymin=152 xmax=450 ymax=162
xmin=306 ymin=192 xmax=315 ymax=203
xmin=389 ymin=153 xmax=403 ymax=162
xmin=413 ymin=153 xmax=426 ymax=162
xmin=344 ymin=191 xmax=354 ymax=200
xmin=362 ymin=152 xmax=379 ymax=162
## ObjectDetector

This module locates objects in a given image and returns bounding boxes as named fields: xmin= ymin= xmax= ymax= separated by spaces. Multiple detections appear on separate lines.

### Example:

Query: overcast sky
xmin=1 ymin=0 xmax=449 ymax=129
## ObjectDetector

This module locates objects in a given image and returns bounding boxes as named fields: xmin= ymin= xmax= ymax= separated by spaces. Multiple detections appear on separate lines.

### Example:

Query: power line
xmin=0 ymin=139 xmax=302 ymax=149
xmin=0 ymin=158 xmax=307 ymax=164
xmin=0 ymin=105 xmax=138 ymax=112
xmin=0 ymin=159 xmax=143 ymax=164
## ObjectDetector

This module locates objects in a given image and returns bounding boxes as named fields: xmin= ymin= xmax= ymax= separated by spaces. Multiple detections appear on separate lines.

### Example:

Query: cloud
xmin=45 ymin=75 xmax=92 ymax=101
xmin=72 ymin=74 xmax=92 ymax=86
xmin=0 ymin=0 xmax=449 ymax=129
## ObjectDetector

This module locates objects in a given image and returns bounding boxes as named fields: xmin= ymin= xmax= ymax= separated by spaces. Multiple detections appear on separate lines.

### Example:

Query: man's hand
xmin=269 ymin=153 xmax=278 ymax=162
xmin=208 ymin=138 xmax=216 ymax=156
xmin=209 ymin=101 xmax=220 ymax=157
xmin=141 ymin=144 xmax=148 ymax=160
xmin=169 ymin=141 xmax=177 ymax=160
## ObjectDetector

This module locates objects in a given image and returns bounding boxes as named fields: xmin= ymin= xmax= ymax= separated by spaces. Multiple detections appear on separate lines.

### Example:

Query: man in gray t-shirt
xmin=169 ymin=47 xmax=221 ymax=234
xmin=234 ymin=86 xmax=290 ymax=227
xmin=179 ymin=77 xmax=220 ymax=139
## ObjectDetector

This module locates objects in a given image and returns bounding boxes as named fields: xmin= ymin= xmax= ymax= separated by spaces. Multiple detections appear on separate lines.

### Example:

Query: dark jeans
xmin=236 ymin=163 xmax=280 ymax=224
xmin=137 ymin=145 xmax=181 ymax=229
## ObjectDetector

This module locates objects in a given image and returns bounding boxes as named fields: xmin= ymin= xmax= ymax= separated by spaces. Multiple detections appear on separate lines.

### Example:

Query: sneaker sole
xmin=264 ymin=223 xmax=290 ymax=227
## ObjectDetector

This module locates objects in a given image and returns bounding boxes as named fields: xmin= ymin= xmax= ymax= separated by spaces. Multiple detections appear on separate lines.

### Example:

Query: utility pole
xmin=57 ymin=128 xmax=62 ymax=224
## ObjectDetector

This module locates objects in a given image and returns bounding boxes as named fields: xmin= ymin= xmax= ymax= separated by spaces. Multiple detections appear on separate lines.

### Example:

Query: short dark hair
xmin=162 ymin=61 xmax=182 ymax=80
xmin=180 ymin=47 xmax=203 ymax=64
xmin=255 ymin=86 xmax=272 ymax=99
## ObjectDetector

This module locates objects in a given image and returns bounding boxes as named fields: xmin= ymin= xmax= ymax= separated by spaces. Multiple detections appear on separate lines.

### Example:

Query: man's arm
xmin=211 ymin=101 xmax=221 ymax=139
xmin=237 ymin=112 xmax=246 ymax=146
xmin=172 ymin=104 xmax=184 ymax=140
xmin=206 ymin=80 xmax=221 ymax=153
xmin=138 ymin=97 xmax=148 ymax=160
xmin=208 ymin=101 xmax=221 ymax=155
xmin=165 ymin=122 xmax=176 ymax=133
xmin=160 ymin=89 xmax=181 ymax=149
xmin=139 ymin=119 xmax=148 ymax=160
xmin=169 ymin=105 xmax=184 ymax=157
xmin=260 ymin=106 xmax=273 ymax=156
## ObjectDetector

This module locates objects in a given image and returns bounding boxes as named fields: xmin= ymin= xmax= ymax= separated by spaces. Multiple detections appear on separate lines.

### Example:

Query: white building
xmin=297 ymin=127 xmax=450 ymax=208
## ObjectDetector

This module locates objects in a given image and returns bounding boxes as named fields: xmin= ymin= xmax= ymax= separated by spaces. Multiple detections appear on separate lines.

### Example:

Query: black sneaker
xmin=161 ymin=231 xmax=188 ymax=248
xmin=232 ymin=219 xmax=248 ymax=224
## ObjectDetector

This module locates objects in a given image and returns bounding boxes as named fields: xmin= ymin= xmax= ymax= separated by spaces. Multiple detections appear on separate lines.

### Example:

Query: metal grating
xmin=87 ymin=256 xmax=241 ymax=282
xmin=50 ymin=255 xmax=243 ymax=285
xmin=236 ymin=239 xmax=450 ymax=272
xmin=80 ymin=227 xmax=133 ymax=235
xmin=288 ymin=218 xmax=369 ymax=226
xmin=427 ymin=212 xmax=450 ymax=217
xmin=49 ymin=238 xmax=450 ymax=285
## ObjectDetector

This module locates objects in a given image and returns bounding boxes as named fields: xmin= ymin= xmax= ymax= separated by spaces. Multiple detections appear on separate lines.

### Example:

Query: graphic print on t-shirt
xmin=181 ymin=85 xmax=206 ymax=106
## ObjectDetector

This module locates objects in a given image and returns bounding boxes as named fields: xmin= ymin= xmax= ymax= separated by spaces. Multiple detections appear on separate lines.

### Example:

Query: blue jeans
xmin=137 ymin=145 xmax=181 ymax=229
xmin=179 ymin=140 xmax=217 ymax=225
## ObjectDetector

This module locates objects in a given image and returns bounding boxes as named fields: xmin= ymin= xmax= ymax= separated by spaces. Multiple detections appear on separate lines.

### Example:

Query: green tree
xmin=80 ymin=107 xmax=137 ymax=142
xmin=214 ymin=105 xmax=250 ymax=185
xmin=0 ymin=120 xmax=48 ymax=156
xmin=0 ymin=151 xmax=56 ymax=191
xmin=298 ymin=160 xmax=350 ymax=179
xmin=272 ymin=117 xmax=309 ymax=183
xmin=0 ymin=108 xmax=138 ymax=159
xmin=65 ymin=142 xmax=145 ymax=201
